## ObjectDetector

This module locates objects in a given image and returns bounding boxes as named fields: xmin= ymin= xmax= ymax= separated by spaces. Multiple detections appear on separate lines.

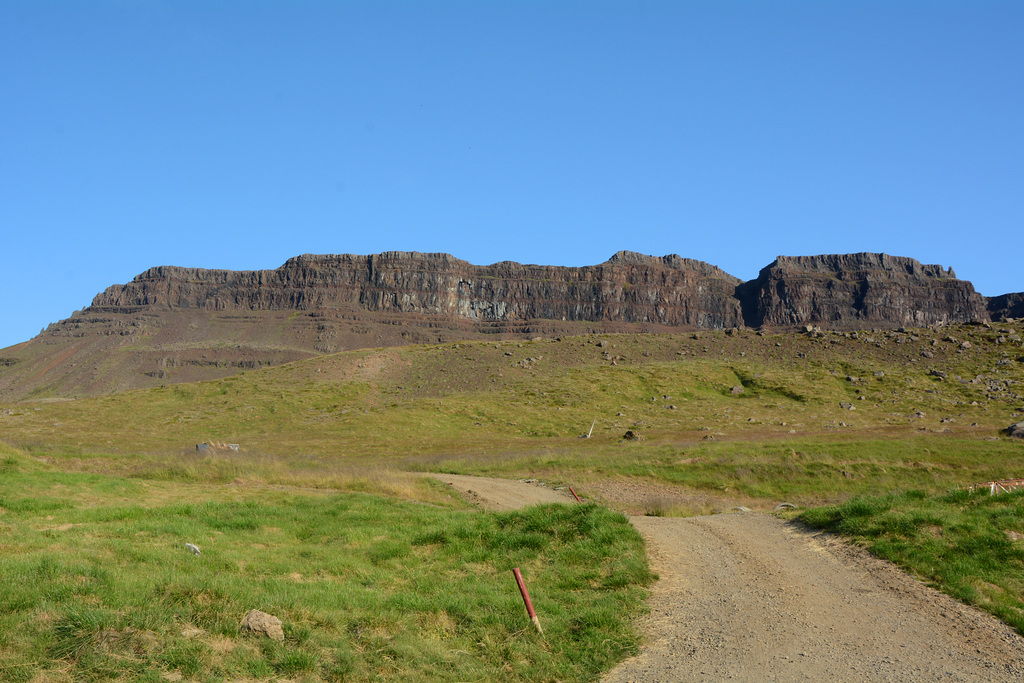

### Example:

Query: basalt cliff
xmin=737 ymin=254 xmax=990 ymax=328
xmin=0 ymin=251 xmax=1017 ymax=400
xmin=88 ymin=250 xmax=744 ymax=329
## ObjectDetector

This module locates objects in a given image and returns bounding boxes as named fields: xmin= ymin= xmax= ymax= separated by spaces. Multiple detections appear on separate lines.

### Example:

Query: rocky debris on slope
xmin=736 ymin=253 xmax=989 ymax=329
xmin=1007 ymin=422 xmax=1024 ymax=439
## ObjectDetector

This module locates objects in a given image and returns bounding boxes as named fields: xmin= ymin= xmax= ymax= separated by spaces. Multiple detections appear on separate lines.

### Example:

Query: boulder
xmin=240 ymin=609 xmax=285 ymax=641
xmin=1007 ymin=422 xmax=1024 ymax=439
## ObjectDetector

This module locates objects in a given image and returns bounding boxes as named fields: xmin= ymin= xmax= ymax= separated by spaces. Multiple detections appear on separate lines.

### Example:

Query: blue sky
xmin=2 ymin=1 xmax=1022 ymax=349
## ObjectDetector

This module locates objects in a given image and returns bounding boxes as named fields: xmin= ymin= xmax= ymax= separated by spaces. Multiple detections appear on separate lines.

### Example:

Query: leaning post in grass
xmin=513 ymin=567 xmax=543 ymax=634
xmin=569 ymin=486 xmax=582 ymax=503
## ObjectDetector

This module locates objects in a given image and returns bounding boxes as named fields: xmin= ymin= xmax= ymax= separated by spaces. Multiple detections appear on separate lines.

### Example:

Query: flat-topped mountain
xmin=90 ymin=250 xmax=744 ymax=328
xmin=0 ymin=250 xmax=1018 ymax=401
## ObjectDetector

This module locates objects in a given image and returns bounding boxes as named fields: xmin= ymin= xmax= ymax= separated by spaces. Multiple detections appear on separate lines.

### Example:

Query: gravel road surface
xmin=603 ymin=513 xmax=1024 ymax=682
xmin=434 ymin=474 xmax=1024 ymax=682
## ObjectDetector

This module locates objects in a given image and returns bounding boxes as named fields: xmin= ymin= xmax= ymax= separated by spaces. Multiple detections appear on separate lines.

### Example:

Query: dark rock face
xmin=87 ymin=250 xmax=1002 ymax=332
xmin=736 ymin=253 xmax=989 ymax=329
xmin=89 ymin=250 xmax=745 ymax=329
xmin=988 ymin=293 xmax=1024 ymax=321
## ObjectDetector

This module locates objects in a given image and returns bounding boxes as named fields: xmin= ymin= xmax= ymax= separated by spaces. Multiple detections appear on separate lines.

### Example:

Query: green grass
xmin=801 ymin=486 xmax=1024 ymax=634
xmin=1 ymin=322 xmax=1022 ymax=663
xmin=3 ymin=325 xmax=1021 ymax=464
xmin=419 ymin=435 xmax=1024 ymax=509
xmin=2 ymin=325 xmax=1022 ymax=512
xmin=0 ymin=443 xmax=653 ymax=682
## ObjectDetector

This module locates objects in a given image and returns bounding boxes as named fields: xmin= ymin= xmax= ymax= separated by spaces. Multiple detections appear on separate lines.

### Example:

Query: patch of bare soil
xmin=438 ymin=474 xmax=1024 ymax=682
xmin=424 ymin=473 xmax=574 ymax=511
xmin=578 ymin=475 xmax=765 ymax=516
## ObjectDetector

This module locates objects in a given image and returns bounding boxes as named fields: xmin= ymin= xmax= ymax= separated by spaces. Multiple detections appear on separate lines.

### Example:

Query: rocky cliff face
xmin=736 ymin=253 xmax=989 ymax=329
xmin=89 ymin=250 xmax=745 ymax=329
xmin=87 ymin=250 xmax=998 ymax=331
xmin=988 ymin=293 xmax=1024 ymax=321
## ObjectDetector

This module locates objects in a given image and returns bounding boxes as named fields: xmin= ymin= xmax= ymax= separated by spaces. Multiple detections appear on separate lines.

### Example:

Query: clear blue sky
xmin=2 ymin=1 xmax=1022 ymax=349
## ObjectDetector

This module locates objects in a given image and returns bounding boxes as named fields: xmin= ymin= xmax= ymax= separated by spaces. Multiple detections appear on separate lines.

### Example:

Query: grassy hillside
xmin=2 ymin=323 xmax=1021 ymax=508
xmin=2 ymin=322 xmax=1023 ymax=676
xmin=0 ymin=442 xmax=652 ymax=682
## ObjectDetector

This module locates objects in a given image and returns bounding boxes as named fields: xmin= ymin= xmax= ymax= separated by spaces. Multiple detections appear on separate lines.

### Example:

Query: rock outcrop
xmin=89 ymin=250 xmax=744 ymax=329
xmin=988 ymin=293 xmax=1024 ymax=321
xmin=736 ymin=253 xmax=988 ymax=329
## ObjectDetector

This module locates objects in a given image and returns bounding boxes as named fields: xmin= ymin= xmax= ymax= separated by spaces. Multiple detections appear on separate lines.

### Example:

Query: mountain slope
xmin=0 ymin=250 xmax=1013 ymax=401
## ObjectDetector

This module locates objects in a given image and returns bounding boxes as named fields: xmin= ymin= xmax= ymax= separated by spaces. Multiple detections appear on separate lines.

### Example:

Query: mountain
xmin=736 ymin=253 xmax=989 ymax=328
xmin=88 ymin=250 xmax=743 ymax=327
xmin=0 ymin=250 xmax=1016 ymax=401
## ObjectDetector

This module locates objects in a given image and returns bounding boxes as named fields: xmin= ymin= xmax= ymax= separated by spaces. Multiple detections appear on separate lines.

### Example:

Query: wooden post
xmin=513 ymin=567 xmax=543 ymax=634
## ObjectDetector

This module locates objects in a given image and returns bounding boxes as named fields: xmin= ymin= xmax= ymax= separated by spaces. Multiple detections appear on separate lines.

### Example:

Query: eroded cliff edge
xmin=88 ymin=250 xmax=745 ymax=329
xmin=89 ymin=250 xmax=998 ymax=330
xmin=737 ymin=253 xmax=990 ymax=328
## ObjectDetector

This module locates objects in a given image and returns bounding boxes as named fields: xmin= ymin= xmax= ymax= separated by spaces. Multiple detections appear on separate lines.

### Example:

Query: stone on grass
xmin=1006 ymin=422 xmax=1024 ymax=439
xmin=730 ymin=385 xmax=744 ymax=395
xmin=240 ymin=609 xmax=285 ymax=641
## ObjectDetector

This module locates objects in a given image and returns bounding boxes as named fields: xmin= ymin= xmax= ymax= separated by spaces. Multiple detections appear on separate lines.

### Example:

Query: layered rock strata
xmin=736 ymin=253 xmax=989 ymax=328
xmin=988 ymin=293 xmax=1024 ymax=321
xmin=89 ymin=250 xmax=745 ymax=329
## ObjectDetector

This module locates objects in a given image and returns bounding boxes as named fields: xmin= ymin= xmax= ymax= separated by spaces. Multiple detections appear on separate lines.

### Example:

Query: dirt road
xmin=604 ymin=514 xmax=1024 ymax=682
xmin=425 ymin=473 xmax=577 ymax=510
xmin=436 ymin=474 xmax=1024 ymax=682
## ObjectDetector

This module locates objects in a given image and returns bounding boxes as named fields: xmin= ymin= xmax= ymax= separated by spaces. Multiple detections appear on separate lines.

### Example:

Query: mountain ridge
xmin=1 ymin=250 xmax=1019 ymax=401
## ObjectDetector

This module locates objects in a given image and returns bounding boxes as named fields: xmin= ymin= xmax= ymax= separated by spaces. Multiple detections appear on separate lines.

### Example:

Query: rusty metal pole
xmin=568 ymin=486 xmax=582 ymax=503
xmin=512 ymin=567 xmax=543 ymax=634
